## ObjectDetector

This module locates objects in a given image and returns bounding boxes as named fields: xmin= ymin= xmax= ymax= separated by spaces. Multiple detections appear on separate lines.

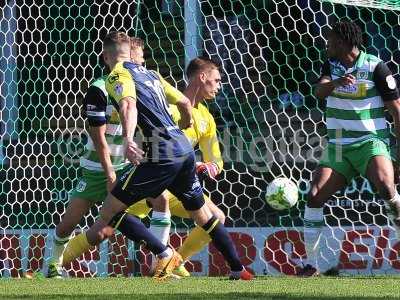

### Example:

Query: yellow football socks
xmin=178 ymin=226 xmax=211 ymax=261
xmin=62 ymin=232 xmax=91 ymax=266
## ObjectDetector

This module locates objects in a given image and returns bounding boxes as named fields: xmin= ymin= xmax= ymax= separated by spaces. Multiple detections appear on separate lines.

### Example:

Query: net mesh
xmin=323 ymin=0 xmax=400 ymax=11
xmin=1 ymin=0 xmax=400 ymax=277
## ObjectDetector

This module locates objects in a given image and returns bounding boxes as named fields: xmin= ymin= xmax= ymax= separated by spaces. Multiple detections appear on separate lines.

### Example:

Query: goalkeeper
xmin=47 ymin=43 xmax=237 ymax=278
xmin=299 ymin=20 xmax=400 ymax=277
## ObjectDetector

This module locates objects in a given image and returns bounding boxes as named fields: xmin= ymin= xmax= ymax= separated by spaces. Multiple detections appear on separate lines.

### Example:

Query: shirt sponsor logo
xmin=333 ymin=83 xmax=367 ymax=98
xmin=108 ymin=74 xmax=119 ymax=83
xmin=335 ymin=85 xmax=357 ymax=94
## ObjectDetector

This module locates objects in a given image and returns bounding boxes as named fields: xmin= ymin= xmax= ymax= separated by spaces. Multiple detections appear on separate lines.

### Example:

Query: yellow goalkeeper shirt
xmin=169 ymin=102 xmax=223 ymax=171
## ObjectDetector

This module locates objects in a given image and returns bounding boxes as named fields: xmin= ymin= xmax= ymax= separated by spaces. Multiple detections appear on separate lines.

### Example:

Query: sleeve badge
xmin=114 ymin=83 xmax=123 ymax=95
xmin=386 ymin=75 xmax=396 ymax=90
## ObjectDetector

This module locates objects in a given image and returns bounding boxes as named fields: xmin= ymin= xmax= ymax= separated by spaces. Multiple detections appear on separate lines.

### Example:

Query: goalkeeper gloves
xmin=196 ymin=162 xmax=219 ymax=180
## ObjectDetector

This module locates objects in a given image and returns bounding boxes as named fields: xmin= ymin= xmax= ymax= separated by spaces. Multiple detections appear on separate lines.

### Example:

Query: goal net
xmin=1 ymin=0 xmax=400 ymax=277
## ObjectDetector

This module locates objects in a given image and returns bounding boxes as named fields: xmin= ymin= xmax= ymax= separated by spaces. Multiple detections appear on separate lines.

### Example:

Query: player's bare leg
xmin=299 ymin=166 xmax=347 ymax=277
xmin=60 ymin=194 xmax=127 ymax=269
xmin=366 ymin=156 xmax=400 ymax=238
xmin=47 ymin=198 xmax=93 ymax=278
xmin=85 ymin=193 xmax=127 ymax=244
xmin=61 ymin=196 xmax=181 ymax=282
xmin=206 ymin=200 xmax=225 ymax=224
xmin=62 ymin=194 xmax=157 ymax=263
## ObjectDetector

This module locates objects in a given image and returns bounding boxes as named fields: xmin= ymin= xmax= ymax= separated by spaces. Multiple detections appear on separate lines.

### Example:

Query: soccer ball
xmin=265 ymin=177 xmax=299 ymax=210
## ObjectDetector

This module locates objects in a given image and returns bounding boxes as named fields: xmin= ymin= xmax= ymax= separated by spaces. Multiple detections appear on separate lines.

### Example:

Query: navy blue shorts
xmin=111 ymin=152 xmax=205 ymax=211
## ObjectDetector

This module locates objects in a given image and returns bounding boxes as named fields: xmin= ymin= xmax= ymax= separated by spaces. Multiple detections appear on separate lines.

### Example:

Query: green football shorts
xmin=319 ymin=138 xmax=392 ymax=183
xmin=69 ymin=168 xmax=126 ymax=203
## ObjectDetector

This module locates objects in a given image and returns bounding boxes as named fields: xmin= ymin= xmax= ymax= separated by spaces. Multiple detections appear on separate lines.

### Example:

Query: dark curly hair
xmin=331 ymin=21 xmax=363 ymax=48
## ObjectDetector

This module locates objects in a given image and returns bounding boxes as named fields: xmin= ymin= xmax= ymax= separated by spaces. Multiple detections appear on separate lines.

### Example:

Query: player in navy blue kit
xmin=73 ymin=32 xmax=252 ymax=281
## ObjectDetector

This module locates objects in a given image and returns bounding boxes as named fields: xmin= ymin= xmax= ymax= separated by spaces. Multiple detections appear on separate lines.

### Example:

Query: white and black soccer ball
xmin=265 ymin=177 xmax=299 ymax=210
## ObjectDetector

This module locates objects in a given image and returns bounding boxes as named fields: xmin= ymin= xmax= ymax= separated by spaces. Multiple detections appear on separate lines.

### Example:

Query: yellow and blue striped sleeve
xmin=158 ymin=74 xmax=185 ymax=105
xmin=199 ymin=112 xmax=223 ymax=171
xmin=105 ymin=62 xmax=136 ymax=103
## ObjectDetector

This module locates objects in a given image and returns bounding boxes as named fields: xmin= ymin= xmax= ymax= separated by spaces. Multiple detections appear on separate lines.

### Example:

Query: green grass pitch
xmin=1 ymin=276 xmax=400 ymax=300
